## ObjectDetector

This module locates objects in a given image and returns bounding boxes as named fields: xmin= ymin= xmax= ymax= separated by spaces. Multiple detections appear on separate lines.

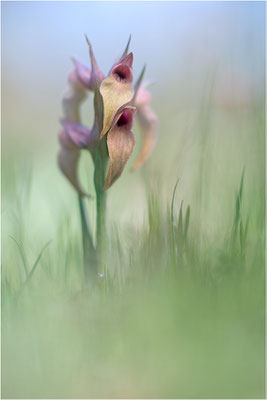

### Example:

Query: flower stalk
xmin=78 ymin=195 xmax=97 ymax=284
xmin=92 ymin=143 xmax=108 ymax=256
xmin=58 ymin=36 xmax=158 ymax=287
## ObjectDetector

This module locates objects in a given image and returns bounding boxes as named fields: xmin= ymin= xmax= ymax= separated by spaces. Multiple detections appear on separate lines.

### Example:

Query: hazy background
xmin=2 ymin=2 xmax=265 ymax=398
xmin=2 ymin=2 xmax=265 ymax=237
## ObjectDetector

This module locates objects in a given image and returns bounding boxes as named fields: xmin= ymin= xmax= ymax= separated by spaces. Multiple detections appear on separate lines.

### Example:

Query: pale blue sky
xmin=2 ymin=1 xmax=265 ymax=146
xmin=2 ymin=1 xmax=264 ymax=82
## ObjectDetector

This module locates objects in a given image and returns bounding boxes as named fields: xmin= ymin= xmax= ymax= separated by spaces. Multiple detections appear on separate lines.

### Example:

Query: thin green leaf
xmin=170 ymin=178 xmax=179 ymax=225
xmin=120 ymin=34 xmax=131 ymax=59
xmin=239 ymin=220 xmax=244 ymax=251
xmin=24 ymin=240 xmax=52 ymax=285
xmin=184 ymin=205 xmax=190 ymax=241
xmin=244 ymin=216 xmax=249 ymax=239
xmin=134 ymin=64 xmax=146 ymax=94
xmin=78 ymin=196 xmax=95 ymax=252
xmin=9 ymin=236 xmax=28 ymax=277
xmin=178 ymin=201 xmax=184 ymax=241
xmin=235 ymin=168 xmax=245 ymax=225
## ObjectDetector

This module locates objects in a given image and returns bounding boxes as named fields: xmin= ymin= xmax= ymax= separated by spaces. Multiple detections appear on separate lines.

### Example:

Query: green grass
xmin=2 ymin=98 xmax=265 ymax=398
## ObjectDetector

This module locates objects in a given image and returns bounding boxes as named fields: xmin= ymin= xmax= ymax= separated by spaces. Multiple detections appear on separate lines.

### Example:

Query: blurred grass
xmin=2 ymin=79 xmax=265 ymax=398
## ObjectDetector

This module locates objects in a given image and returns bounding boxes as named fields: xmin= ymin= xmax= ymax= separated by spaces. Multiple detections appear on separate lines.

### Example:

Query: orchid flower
xmin=58 ymin=37 xmax=158 ymax=195
xmin=58 ymin=67 xmax=90 ymax=196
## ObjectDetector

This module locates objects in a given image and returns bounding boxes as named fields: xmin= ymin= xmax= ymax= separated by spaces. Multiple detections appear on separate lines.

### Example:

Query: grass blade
xmin=24 ymin=240 xmax=52 ymax=286
xmin=235 ymin=168 xmax=245 ymax=225
xmin=184 ymin=205 xmax=191 ymax=241
xmin=177 ymin=201 xmax=184 ymax=242
xmin=171 ymin=178 xmax=179 ymax=225
xmin=9 ymin=236 xmax=28 ymax=277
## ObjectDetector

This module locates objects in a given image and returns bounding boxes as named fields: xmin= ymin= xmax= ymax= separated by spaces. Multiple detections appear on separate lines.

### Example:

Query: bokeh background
xmin=2 ymin=1 xmax=265 ymax=233
xmin=2 ymin=1 xmax=265 ymax=399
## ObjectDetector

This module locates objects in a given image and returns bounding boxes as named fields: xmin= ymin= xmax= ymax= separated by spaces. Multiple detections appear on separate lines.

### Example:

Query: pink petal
xmin=59 ymin=128 xmax=76 ymax=150
xmin=72 ymin=58 xmax=91 ymax=89
xmin=61 ymin=119 xmax=94 ymax=149
xmin=58 ymin=138 xmax=86 ymax=197
xmin=135 ymin=85 xmax=152 ymax=107
xmin=118 ymin=52 xmax=133 ymax=68
xmin=132 ymin=87 xmax=158 ymax=170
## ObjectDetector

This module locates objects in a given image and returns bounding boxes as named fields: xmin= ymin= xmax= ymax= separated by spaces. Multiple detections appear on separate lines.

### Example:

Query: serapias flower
xmin=58 ymin=66 xmax=89 ymax=196
xmin=104 ymin=107 xmax=136 ymax=189
xmin=58 ymin=37 xmax=158 ymax=195
xmin=99 ymin=52 xmax=134 ymax=139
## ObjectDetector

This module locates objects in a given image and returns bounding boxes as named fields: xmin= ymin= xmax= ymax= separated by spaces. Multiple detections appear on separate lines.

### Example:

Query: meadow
xmin=2 ymin=88 xmax=265 ymax=397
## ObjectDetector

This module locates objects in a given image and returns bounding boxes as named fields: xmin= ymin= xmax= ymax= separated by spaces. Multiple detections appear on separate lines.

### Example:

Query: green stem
xmin=95 ymin=183 xmax=107 ymax=295
xmin=93 ymin=144 xmax=108 ymax=262
xmin=78 ymin=196 xmax=97 ymax=284
xmin=95 ymin=186 xmax=106 ymax=254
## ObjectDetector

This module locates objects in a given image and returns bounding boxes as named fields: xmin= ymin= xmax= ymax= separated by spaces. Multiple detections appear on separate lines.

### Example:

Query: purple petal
xmin=61 ymin=119 xmax=94 ymax=149
xmin=72 ymin=58 xmax=91 ymax=89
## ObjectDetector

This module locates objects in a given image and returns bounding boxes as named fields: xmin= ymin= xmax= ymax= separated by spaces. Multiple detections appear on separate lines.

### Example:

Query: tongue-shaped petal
xmin=104 ymin=108 xmax=136 ymax=189
xmin=99 ymin=53 xmax=134 ymax=140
